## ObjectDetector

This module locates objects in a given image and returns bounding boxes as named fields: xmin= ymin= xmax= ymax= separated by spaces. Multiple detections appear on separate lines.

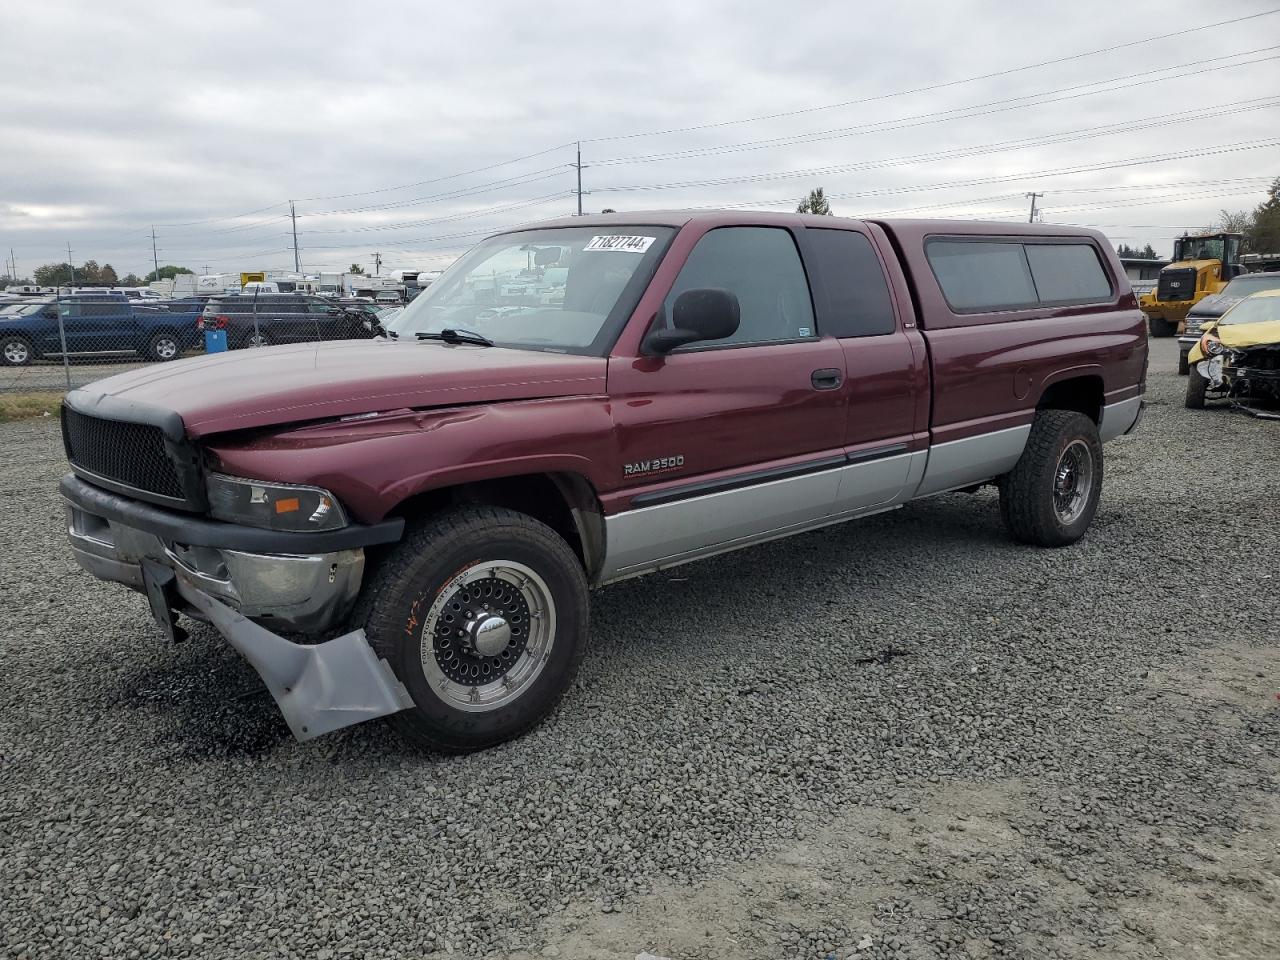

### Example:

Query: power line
xmin=592 ymin=48 xmax=1280 ymax=168
xmin=583 ymin=7 xmax=1280 ymax=143
xmin=296 ymin=142 xmax=576 ymax=203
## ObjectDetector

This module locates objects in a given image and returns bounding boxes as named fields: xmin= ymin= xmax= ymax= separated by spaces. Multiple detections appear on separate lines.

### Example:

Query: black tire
xmin=1185 ymin=365 xmax=1208 ymax=409
xmin=1 ymin=334 xmax=35 ymax=367
xmin=145 ymin=330 xmax=181 ymax=362
xmin=1147 ymin=315 xmax=1176 ymax=338
xmin=1177 ymin=348 xmax=1190 ymax=376
xmin=999 ymin=410 xmax=1103 ymax=547
xmin=358 ymin=505 xmax=589 ymax=752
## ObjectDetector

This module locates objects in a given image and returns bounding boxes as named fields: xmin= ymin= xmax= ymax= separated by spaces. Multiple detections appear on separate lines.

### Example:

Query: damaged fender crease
xmin=175 ymin=576 xmax=413 ymax=741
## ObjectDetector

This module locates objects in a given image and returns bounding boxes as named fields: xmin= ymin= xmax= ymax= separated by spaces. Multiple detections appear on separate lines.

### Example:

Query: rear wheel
xmin=145 ymin=330 xmax=181 ymax=362
xmin=359 ymin=506 xmax=589 ymax=752
xmin=1185 ymin=365 xmax=1208 ymax=409
xmin=1 ymin=335 xmax=34 ymax=366
xmin=999 ymin=410 xmax=1103 ymax=547
xmin=1147 ymin=316 xmax=1176 ymax=338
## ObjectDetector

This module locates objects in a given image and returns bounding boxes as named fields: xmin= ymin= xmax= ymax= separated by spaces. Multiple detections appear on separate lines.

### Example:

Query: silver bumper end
xmin=176 ymin=580 xmax=412 ymax=741
xmin=65 ymin=503 xmax=413 ymax=741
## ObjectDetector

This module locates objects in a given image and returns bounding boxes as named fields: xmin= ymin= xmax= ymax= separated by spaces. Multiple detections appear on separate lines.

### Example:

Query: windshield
xmin=389 ymin=226 xmax=675 ymax=354
xmin=1220 ymin=294 xmax=1280 ymax=325
xmin=1174 ymin=237 xmax=1225 ymax=262
xmin=0 ymin=302 xmax=45 ymax=317
xmin=1222 ymin=274 xmax=1280 ymax=298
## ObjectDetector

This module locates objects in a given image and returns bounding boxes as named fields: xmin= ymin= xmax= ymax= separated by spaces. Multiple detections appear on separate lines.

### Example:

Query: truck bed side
xmin=873 ymin=220 xmax=1147 ymax=496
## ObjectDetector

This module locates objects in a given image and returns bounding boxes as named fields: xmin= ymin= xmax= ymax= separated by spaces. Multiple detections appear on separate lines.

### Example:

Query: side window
xmin=806 ymin=229 xmax=896 ymax=337
xmin=1024 ymin=244 xmax=1112 ymax=304
xmin=664 ymin=226 xmax=815 ymax=347
xmin=926 ymin=241 xmax=1038 ymax=312
xmin=59 ymin=302 xmax=80 ymax=319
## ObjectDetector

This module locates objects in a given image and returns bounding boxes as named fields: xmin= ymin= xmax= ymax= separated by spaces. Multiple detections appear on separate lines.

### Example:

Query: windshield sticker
xmin=584 ymin=235 xmax=656 ymax=254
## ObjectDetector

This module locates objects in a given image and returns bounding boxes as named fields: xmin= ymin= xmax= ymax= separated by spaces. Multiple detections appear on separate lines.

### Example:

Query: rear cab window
xmin=804 ymin=228 xmax=897 ymax=337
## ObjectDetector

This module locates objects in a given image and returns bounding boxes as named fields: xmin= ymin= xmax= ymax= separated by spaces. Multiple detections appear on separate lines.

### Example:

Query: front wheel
xmin=999 ymin=410 xmax=1103 ymax=547
xmin=1185 ymin=365 xmax=1208 ymax=409
xmin=1 ymin=335 xmax=35 ymax=367
xmin=1177 ymin=348 xmax=1190 ymax=376
xmin=359 ymin=506 xmax=589 ymax=752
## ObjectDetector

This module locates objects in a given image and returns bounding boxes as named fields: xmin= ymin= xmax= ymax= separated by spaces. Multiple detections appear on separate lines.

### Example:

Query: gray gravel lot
xmin=1 ymin=338 xmax=1277 ymax=960
xmin=1 ymin=358 xmax=168 ymax=393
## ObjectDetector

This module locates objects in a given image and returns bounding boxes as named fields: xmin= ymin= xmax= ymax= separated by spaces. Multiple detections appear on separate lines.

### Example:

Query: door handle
xmin=811 ymin=368 xmax=843 ymax=390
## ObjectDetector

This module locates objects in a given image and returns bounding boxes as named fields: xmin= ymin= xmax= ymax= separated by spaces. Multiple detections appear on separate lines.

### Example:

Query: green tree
xmin=1 ymin=273 xmax=34 ymax=287
xmin=1115 ymin=243 xmax=1161 ymax=260
xmin=1248 ymin=177 xmax=1280 ymax=253
xmin=34 ymin=262 xmax=76 ymax=286
xmin=143 ymin=265 xmax=194 ymax=283
xmin=348 ymin=263 xmax=365 ymax=275
xmin=99 ymin=264 xmax=119 ymax=285
xmin=796 ymin=187 xmax=832 ymax=216
xmin=79 ymin=260 xmax=101 ymax=284
xmin=120 ymin=273 xmax=143 ymax=286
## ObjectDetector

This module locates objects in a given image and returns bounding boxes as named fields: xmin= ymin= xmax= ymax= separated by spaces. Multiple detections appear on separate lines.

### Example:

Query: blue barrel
xmin=204 ymin=329 xmax=229 ymax=353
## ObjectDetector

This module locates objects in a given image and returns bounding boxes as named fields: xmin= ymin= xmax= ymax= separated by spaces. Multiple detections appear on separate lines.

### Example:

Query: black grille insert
xmin=62 ymin=406 xmax=186 ymax=501
xmin=1157 ymin=268 xmax=1197 ymax=302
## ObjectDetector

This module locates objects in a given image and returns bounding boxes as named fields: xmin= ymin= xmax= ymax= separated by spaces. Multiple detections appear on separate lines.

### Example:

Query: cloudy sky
xmin=3 ymin=0 xmax=1278 ymax=279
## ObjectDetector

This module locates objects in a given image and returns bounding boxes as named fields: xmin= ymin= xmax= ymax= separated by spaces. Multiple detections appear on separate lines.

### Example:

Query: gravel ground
xmin=1 ymin=338 xmax=1276 ymax=960
xmin=0 ymin=358 xmax=167 ymax=394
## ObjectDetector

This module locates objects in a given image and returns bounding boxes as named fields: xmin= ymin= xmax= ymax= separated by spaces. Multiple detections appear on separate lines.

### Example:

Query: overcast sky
xmin=3 ymin=0 xmax=1278 ymax=279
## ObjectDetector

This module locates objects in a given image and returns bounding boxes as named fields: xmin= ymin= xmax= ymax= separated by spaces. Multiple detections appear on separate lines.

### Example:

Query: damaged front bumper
xmin=61 ymin=473 xmax=412 ymax=740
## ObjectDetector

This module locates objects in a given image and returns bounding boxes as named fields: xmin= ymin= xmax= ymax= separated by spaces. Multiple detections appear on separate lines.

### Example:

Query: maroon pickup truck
xmin=60 ymin=212 xmax=1146 ymax=751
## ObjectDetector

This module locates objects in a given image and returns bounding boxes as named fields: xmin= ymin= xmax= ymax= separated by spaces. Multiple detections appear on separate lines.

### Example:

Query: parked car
xmin=1185 ymin=289 xmax=1280 ymax=413
xmin=58 ymin=212 xmax=1145 ymax=751
xmin=1177 ymin=271 xmax=1280 ymax=374
xmin=198 ymin=293 xmax=371 ymax=348
xmin=0 ymin=293 xmax=201 ymax=365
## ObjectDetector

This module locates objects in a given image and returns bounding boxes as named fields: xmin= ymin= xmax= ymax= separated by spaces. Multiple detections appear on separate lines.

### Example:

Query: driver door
xmin=604 ymin=225 xmax=848 ymax=578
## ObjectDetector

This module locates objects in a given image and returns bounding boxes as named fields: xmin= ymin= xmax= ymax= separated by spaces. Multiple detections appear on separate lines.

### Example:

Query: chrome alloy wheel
xmin=1052 ymin=439 xmax=1094 ymax=525
xmin=419 ymin=560 xmax=556 ymax=713
xmin=3 ymin=340 xmax=30 ymax=364
xmin=154 ymin=336 xmax=178 ymax=360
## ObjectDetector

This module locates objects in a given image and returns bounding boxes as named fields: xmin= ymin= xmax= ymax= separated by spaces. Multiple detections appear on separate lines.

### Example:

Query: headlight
xmin=205 ymin=473 xmax=348 ymax=531
xmin=1202 ymin=335 xmax=1224 ymax=357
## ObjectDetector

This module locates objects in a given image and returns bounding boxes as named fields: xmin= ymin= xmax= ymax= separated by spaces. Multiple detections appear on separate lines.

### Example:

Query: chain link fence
xmin=0 ymin=290 xmax=385 ymax=394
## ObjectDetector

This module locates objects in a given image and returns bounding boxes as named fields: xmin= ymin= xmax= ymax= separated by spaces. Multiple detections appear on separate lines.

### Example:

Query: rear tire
xmin=146 ymin=331 xmax=181 ymax=362
xmin=999 ymin=410 xmax=1103 ymax=547
xmin=358 ymin=505 xmax=589 ymax=753
xmin=1147 ymin=316 xmax=1176 ymax=338
xmin=1185 ymin=366 xmax=1208 ymax=409
xmin=1 ymin=335 xmax=34 ymax=367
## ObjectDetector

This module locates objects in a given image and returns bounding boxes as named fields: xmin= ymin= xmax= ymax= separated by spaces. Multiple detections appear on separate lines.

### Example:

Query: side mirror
xmin=643 ymin=288 xmax=741 ymax=354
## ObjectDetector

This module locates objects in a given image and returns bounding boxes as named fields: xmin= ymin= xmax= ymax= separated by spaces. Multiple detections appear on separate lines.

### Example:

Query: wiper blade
xmin=415 ymin=328 xmax=493 ymax=346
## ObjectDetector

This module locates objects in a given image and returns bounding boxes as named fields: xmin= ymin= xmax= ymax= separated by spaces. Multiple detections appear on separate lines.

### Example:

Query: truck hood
xmin=79 ymin=338 xmax=608 ymax=437
xmin=1187 ymin=293 xmax=1238 ymax=319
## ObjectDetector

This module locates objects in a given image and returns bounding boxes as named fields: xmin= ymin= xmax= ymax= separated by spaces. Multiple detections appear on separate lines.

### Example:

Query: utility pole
xmin=571 ymin=141 xmax=590 ymax=216
xmin=290 ymin=200 xmax=301 ymax=272
xmin=372 ymin=252 xmax=382 ymax=275
xmin=1026 ymin=192 xmax=1044 ymax=224
xmin=7 ymin=248 xmax=15 ymax=282
xmin=151 ymin=226 xmax=161 ymax=282
xmin=67 ymin=242 xmax=76 ymax=287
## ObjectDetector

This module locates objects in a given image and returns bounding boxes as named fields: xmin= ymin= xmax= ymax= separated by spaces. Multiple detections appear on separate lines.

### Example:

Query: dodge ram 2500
xmin=60 ymin=211 xmax=1147 ymax=751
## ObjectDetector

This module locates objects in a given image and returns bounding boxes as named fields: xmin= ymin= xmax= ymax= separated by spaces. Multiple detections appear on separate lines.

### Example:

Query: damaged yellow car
xmin=1186 ymin=288 xmax=1280 ymax=417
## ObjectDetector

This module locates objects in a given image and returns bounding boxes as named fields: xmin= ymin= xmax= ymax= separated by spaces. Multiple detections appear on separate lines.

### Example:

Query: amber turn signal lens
xmin=274 ymin=497 xmax=301 ymax=514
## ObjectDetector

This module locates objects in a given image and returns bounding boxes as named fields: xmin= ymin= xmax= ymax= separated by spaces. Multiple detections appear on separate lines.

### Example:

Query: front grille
xmin=62 ymin=406 xmax=186 ymax=501
xmin=1157 ymin=268 xmax=1197 ymax=302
